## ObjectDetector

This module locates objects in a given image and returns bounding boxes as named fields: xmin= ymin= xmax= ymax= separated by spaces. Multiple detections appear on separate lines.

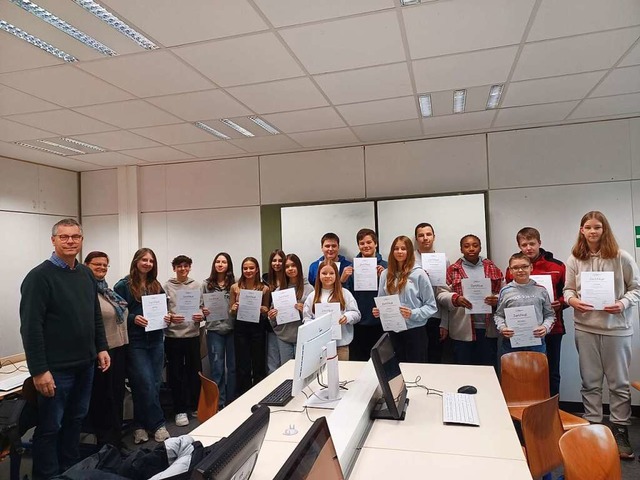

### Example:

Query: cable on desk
xmin=0 ymin=360 xmax=29 ymax=374
xmin=406 ymin=375 xmax=443 ymax=397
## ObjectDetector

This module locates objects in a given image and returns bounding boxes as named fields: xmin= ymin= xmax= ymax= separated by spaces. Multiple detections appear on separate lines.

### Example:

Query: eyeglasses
xmin=89 ymin=262 xmax=109 ymax=268
xmin=509 ymin=265 xmax=531 ymax=271
xmin=55 ymin=234 xmax=83 ymax=242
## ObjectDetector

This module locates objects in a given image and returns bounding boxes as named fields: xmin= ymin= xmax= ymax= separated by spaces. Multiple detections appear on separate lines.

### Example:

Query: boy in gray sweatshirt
xmin=494 ymin=253 xmax=555 ymax=356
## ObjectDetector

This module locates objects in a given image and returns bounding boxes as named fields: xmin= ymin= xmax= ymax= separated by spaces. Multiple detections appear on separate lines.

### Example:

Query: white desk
xmin=0 ymin=356 xmax=28 ymax=401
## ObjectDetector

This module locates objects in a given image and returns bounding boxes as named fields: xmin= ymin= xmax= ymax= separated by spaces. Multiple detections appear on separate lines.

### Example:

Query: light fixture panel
xmin=248 ymin=116 xmax=280 ymax=135
xmin=220 ymin=119 xmax=255 ymax=137
xmin=453 ymin=89 xmax=466 ymax=114
xmin=195 ymin=122 xmax=231 ymax=140
xmin=418 ymin=94 xmax=433 ymax=117
xmin=486 ymin=84 xmax=504 ymax=109
xmin=0 ymin=20 xmax=77 ymax=62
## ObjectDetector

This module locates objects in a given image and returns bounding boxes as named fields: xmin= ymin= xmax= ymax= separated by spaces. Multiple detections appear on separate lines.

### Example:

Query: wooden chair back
xmin=559 ymin=424 xmax=621 ymax=480
xmin=197 ymin=372 xmax=220 ymax=423
xmin=500 ymin=351 xmax=550 ymax=406
xmin=521 ymin=395 xmax=564 ymax=479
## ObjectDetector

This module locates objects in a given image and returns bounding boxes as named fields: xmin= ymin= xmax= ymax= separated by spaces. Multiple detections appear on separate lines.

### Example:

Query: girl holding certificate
xmin=373 ymin=236 xmax=437 ymax=363
xmin=263 ymin=249 xmax=286 ymax=374
xmin=564 ymin=211 xmax=640 ymax=459
xmin=202 ymin=252 xmax=236 ymax=409
xmin=303 ymin=260 xmax=361 ymax=360
xmin=114 ymin=248 xmax=168 ymax=444
xmin=230 ymin=257 xmax=270 ymax=395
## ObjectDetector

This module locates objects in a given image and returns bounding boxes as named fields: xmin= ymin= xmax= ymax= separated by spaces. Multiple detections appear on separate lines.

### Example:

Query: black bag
xmin=0 ymin=396 xmax=27 ymax=454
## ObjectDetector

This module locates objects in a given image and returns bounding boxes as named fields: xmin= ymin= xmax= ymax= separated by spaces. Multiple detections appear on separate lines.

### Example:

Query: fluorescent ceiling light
xmin=220 ymin=119 xmax=255 ymax=137
xmin=60 ymin=137 xmax=105 ymax=152
xmin=453 ymin=89 xmax=466 ymax=114
xmin=72 ymin=0 xmax=159 ymax=50
xmin=10 ymin=0 xmax=116 ymax=56
xmin=0 ymin=20 xmax=77 ymax=62
xmin=248 ymin=116 xmax=280 ymax=135
xmin=37 ymin=140 xmax=86 ymax=154
xmin=14 ymin=141 xmax=69 ymax=156
xmin=400 ymin=0 xmax=421 ymax=5
xmin=486 ymin=84 xmax=504 ymax=109
xmin=195 ymin=122 xmax=231 ymax=140
xmin=418 ymin=94 xmax=432 ymax=117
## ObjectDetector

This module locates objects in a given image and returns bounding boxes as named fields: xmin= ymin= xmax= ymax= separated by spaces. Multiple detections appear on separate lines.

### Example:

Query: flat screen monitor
xmin=370 ymin=333 xmax=409 ymax=420
xmin=192 ymin=404 xmax=270 ymax=480
xmin=273 ymin=416 xmax=344 ymax=480
xmin=292 ymin=312 xmax=333 ymax=397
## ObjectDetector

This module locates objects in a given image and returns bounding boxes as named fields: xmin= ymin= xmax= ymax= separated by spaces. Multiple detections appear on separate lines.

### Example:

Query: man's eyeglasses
xmin=55 ymin=234 xmax=83 ymax=242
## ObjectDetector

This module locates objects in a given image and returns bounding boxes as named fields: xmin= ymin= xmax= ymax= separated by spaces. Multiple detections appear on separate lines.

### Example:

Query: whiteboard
xmin=377 ymin=194 xmax=487 ymax=264
xmin=281 ymin=202 xmax=376 ymax=281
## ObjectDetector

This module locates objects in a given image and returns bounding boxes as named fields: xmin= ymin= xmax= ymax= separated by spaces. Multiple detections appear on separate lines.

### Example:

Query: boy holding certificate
xmin=308 ymin=232 xmax=353 ymax=287
xmin=163 ymin=255 xmax=203 ymax=427
xmin=494 ymin=253 xmax=555 ymax=356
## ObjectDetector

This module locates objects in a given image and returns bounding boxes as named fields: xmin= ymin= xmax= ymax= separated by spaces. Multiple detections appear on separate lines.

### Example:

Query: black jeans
xmin=425 ymin=317 xmax=443 ymax=364
xmin=546 ymin=333 xmax=563 ymax=397
xmin=164 ymin=336 xmax=201 ymax=414
xmin=351 ymin=323 xmax=385 ymax=361
xmin=234 ymin=321 xmax=266 ymax=396
xmin=390 ymin=325 xmax=428 ymax=363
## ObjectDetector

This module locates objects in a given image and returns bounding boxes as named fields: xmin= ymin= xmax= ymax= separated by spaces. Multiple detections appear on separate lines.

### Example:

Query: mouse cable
xmin=405 ymin=375 xmax=443 ymax=397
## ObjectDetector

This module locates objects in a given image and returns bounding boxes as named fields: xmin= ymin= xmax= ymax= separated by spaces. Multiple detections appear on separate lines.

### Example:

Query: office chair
xmin=197 ymin=372 xmax=220 ymax=422
xmin=521 ymin=395 xmax=564 ymax=479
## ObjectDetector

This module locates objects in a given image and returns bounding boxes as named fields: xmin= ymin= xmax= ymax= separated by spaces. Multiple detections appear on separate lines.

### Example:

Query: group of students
xmin=88 ymin=210 xmax=639 ymax=459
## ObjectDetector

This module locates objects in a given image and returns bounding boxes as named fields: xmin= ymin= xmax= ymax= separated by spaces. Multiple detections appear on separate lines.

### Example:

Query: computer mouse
xmin=457 ymin=385 xmax=478 ymax=395
xmin=251 ymin=404 xmax=260 ymax=413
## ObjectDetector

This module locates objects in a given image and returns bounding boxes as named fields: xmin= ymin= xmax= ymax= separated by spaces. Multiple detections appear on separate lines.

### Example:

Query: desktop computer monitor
xmin=192 ymin=404 xmax=270 ymax=480
xmin=273 ymin=416 xmax=345 ymax=480
xmin=370 ymin=333 xmax=409 ymax=420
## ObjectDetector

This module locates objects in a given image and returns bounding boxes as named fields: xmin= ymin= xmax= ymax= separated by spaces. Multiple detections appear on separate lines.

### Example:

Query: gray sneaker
xmin=154 ymin=425 xmax=170 ymax=443
xmin=133 ymin=428 xmax=148 ymax=444
xmin=612 ymin=424 xmax=635 ymax=459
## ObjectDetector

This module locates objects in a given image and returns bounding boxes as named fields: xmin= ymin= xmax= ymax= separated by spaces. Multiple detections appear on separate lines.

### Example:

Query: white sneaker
xmin=133 ymin=429 xmax=148 ymax=444
xmin=175 ymin=413 xmax=189 ymax=427
xmin=154 ymin=426 xmax=170 ymax=442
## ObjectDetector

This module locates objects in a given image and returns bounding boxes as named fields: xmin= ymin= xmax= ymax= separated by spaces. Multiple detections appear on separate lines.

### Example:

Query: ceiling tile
xmin=173 ymin=141 xmax=246 ymax=158
xmin=74 ymin=100 xmax=182 ymax=129
xmin=7 ymin=110 xmax=117 ymax=136
xmin=513 ymin=28 xmax=640 ymax=81
xmin=227 ymin=77 xmax=328 ymax=113
xmin=101 ymin=0 xmax=268 ymax=46
xmin=493 ymin=101 xmax=578 ymax=127
xmin=413 ymin=47 xmax=518 ymax=93
xmin=263 ymin=107 xmax=345 ymax=133
xmin=122 ymin=146 xmax=196 ymax=162
xmin=403 ymin=0 xmax=535 ymax=59
xmin=591 ymin=66 xmax=640 ymax=97
xmin=253 ymin=0 xmax=394 ymax=27
xmin=69 ymin=151 xmax=143 ymax=167
xmin=0 ymin=118 xmax=56 ymax=142
xmin=352 ymin=119 xmax=423 ymax=143
xmin=279 ymin=11 xmax=406 ymax=74
xmin=315 ymin=63 xmax=413 ymax=105
xmin=570 ymin=92 xmax=640 ymax=119
xmin=422 ymin=110 xmax=496 ymax=135
xmin=289 ymin=128 xmax=359 ymax=148
xmin=337 ymin=97 xmax=418 ymax=126
xmin=0 ymin=31 xmax=63 ymax=73
xmin=503 ymin=71 xmax=605 ymax=107
xmin=131 ymin=124 xmax=216 ymax=145
xmin=620 ymin=42 xmax=640 ymax=67
xmin=78 ymin=50 xmax=214 ymax=97
xmin=174 ymin=33 xmax=304 ymax=87
xmin=147 ymin=90 xmax=252 ymax=122
xmin=229 ymin=135 xmax=300 ymax=154
xmin=70 ymin=131 xmax=161 ymax=151
xmin=528 ymin=0 xmax=640 ymax=41
xmin=0 ymin=141 xmax=100 ymax=170
xmin=0 ymin=85 xmax=59 ymax=115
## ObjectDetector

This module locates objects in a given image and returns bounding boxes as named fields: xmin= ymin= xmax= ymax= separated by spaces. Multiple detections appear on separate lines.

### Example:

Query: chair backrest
xmin=500 ymin=351 xmax=550 ymax=406
xmin=197 ymin=372 xmax=220 ymax=423
xmin=521 ymin=395 xmax=564 ymax=479
xmin=21 ymin=377 xmax=37 ymax=407
xmin=559 ymin=424 xmax=621 ymax=480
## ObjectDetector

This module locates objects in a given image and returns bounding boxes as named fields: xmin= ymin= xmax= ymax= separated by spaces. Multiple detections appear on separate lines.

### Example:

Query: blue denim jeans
xmin=500 ymin=337 xmax=546 ymax=356
xmin=266 ymin=331 xmax=281 ymax=375
xmin=277 ymin=338 xmax=296 ymax=365
xmin=32 ymin=363 xmax=94 ymax=480
xmin=207 ymin=330 xmax=236 ymax=408
xmin=452 ymin=329 xmax=498 ymax=369
xmin=126 ymin=333 xmax=165 ymax=432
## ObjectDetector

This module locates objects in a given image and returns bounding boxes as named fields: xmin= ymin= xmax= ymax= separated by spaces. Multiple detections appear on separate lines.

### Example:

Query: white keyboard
xmin=0 ymin=371 xmax=30 ymax=391
xmin=442 ymin=392 xmax=480 ymax=426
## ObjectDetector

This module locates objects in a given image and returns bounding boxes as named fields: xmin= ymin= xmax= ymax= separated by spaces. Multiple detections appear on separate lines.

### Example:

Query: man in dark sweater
xmin=20 ymin=218 xmax=110 ymax=480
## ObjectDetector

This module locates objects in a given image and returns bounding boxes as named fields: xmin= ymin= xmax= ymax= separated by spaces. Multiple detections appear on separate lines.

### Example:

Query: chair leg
xmin=541 ymin=472 xmax=553 ymax=480
xmin=9 ymin=447 xmax=22 ymax=480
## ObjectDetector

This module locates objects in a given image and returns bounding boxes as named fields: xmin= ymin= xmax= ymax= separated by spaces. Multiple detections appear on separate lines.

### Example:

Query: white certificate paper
xmin=315 ymin=302 xmax=342 ymax=340
xmin=505 ymin=305 xmax=541 ymax=348
xmin=202 ymin=292 xmax=228 ymax=321
xmin=175 ymin=289 xmax=200 ymax=321
xmin=530 ymin=275 xmax=555 ymax=302
xmin=374 ymin=295 xmax=407 ymax=332
xmin=581 ymin=271 xmax=615 ymax=310
xmin=461 ymin=278 xmax=492 ymax=314
xmin=237 ymin=289 xmax=262 ymax=323
xmin=142 ymin=293 xmax=168 ymax=332
xmin=421 ymin=253 xmax=447 ymax=286
xmin=353 ymin=257 xmax=378 ymax=291
xmin=272 ymin=288 xmax=300 ymax=325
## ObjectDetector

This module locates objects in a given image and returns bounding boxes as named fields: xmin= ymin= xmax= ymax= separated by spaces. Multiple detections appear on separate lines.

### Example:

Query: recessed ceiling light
xmin=194 ymin=122 xmax=231 ymax=140
xmin=72 ymin=0 xmax=159 ymax=50
xmin=14 ymin=141 xmax=69 ymax=156
xmin=220 ymin=119 xmax=255 ymax=137
xmin=36 ymin=140 xmax=86 ymax=154
xmin=486 ymin=84 xmax=504 ymax=109
xmin=400 ymin=0 xmax=421 ymax=6
xmin=0 ymin=20 xmax=77 ymax=62
xmin=248 ymin=116 xmax=280 ymax=135
xmin=453 ymin=89 xmax=466 ymax=114
xmin=418 ymin=94 xmax=433 ymax=117
xmin=60 ymin=137 xmax=106 ymax=152
xmin=9 ymin=0 xmax=116 ymax=56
